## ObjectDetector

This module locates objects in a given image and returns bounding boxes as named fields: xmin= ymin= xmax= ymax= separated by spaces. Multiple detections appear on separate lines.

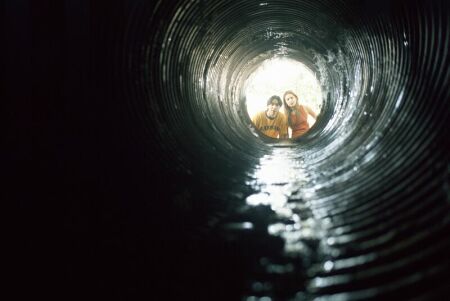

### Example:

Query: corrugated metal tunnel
xmin=18 ymin=0 xmax=449 ymax=300
xmin=112 ymin=1 xmax=449 ymax=299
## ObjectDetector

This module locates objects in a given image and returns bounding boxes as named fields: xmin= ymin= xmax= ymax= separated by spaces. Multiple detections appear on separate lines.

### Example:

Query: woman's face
xmin=285 ymin=93 xmax=297 ymax=108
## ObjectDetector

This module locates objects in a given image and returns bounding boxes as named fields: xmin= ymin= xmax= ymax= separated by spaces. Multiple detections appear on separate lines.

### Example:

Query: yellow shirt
xmin=252 ymin=111 xmax=288 ymax=139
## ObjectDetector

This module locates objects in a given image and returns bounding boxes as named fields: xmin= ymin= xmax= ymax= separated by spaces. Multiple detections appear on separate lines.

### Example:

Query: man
xmin=251 ymin=95 xmax=288 ymax=139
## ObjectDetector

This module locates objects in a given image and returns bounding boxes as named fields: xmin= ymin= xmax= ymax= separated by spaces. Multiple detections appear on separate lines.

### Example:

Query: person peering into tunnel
xmin=283 ymin=90 xmax=317 ymax=139
xmin=251 ymin=95 xmax=289 ymax=139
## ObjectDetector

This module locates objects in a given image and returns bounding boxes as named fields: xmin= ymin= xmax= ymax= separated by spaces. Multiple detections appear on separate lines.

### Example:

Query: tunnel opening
xmin=244 ymin=57 xmax=323 ymax=141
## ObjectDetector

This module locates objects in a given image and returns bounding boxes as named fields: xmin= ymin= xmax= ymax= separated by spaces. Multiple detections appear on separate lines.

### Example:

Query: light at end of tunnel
xmin=245 ymin=57 xmax=322 ymax=126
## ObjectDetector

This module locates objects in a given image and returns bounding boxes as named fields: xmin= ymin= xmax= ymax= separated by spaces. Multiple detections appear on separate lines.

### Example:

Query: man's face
xmin=266 ymin=100 xmax=280 ymax=117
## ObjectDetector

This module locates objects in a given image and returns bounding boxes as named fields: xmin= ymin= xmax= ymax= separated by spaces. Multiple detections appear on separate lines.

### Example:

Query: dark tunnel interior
xmin=11 ymin=0 xmax=450 ymax=300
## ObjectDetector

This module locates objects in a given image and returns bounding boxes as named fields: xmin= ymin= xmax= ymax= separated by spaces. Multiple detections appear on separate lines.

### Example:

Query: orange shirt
xmin=289 ymin=105 xmax=309 ymax=138
xmin=252 ymin=111 xmax=288 ymax=139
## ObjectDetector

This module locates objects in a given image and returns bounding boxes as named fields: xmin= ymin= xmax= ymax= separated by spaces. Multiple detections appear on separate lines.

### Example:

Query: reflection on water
xmin=246 ymin=148 xmax=309 ymax=199
xmin=240 ymin=148 xmax=328 ymax=299
xmin=241 ymin=148 xmax=389 ymax=299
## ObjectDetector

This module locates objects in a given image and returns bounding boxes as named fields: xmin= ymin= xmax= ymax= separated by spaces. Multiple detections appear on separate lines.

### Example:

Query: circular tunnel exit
xmin=244 ymin=57 xmax=323 ymax=140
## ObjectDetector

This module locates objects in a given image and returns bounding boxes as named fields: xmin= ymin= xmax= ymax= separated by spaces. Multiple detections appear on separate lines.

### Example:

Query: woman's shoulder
xmin=291 ymin=104 xmax=301 ymax=111
xmin=298 ymin=104 xmax=309 ymax=112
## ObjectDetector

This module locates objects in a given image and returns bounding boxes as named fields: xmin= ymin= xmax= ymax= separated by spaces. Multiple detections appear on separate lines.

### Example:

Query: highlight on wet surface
xmin=239 ymin=148 xmax=327 ymax=299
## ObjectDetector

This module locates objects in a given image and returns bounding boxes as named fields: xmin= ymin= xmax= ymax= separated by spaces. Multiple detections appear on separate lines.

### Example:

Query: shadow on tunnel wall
xmin=11 ymin=0 xmax=450 ymax=299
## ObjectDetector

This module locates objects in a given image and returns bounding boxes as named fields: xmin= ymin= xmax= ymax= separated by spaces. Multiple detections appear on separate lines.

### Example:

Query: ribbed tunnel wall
xmin=17 ymin=0 xmax=449 ymax=300
xmin=108 ymin=0 xmax=450 ymax=299
xmin=131 ymin=0 xmax=449 ymax=185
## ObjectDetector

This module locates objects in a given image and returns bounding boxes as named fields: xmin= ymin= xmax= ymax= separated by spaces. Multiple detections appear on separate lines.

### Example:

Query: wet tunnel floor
xmin=157 ymin=147 xmax=328 ymax=301
xmin=146 ymin=144 xmax=450 ymax=301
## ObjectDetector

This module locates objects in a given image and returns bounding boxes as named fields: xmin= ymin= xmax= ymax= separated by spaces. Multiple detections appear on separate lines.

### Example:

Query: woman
xmin=283 ymin=90 xmax=317 ymax=139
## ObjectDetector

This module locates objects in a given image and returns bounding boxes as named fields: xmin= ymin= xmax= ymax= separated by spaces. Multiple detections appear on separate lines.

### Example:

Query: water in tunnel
xmin=16 ymin=0 xmax=450 ymax=300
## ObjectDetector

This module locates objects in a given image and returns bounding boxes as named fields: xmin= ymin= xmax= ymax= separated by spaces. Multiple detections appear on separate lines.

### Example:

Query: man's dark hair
xmin=267 ymin=95 xmax=282 ymax=106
